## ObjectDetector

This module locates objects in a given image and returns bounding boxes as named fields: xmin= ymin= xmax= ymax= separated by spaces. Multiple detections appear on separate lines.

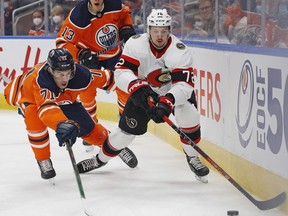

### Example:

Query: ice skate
xmin=37 ymin=159 xmax=56 ymax=180
xmin=186 ymin=155 xmax=209 ymax=183
xmin=82 ymin=140 xmax=94 ymax=152
xmin=77 ymin=154 xmax=107 ymax=173
xmin=118 ymin=147 xmax=138 ymax=168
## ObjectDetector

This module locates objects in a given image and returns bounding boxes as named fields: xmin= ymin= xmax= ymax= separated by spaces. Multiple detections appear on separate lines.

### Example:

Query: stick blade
xmin=255 ymin=192 xmax=286 ymax=210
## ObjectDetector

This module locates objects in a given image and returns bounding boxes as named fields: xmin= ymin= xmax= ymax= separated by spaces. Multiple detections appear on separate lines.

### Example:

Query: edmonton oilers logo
xmin=96 ymin=24 xmax=118 ymax=47
xmin=236 ymin=60 xmax=254 ymax=148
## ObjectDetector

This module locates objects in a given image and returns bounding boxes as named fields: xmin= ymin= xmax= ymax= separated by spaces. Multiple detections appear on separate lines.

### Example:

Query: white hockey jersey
xmin=114 ymin=33 xmax=195 ymax=106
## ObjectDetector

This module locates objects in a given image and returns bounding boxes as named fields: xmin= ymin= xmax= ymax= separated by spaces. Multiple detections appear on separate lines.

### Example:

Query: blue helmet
xmin=47 ymin=48 xmax=75 ymax=71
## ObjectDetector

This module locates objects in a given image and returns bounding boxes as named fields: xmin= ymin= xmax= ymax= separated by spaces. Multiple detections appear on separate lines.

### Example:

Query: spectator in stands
xmin=225 ymin=1 xmax=248 ymax=44
xmin=4 ymin=0 xmax=14 ymax=35
xmin=269 ymin=0 xmax=288 ymax=26
xmin=50 ymin=5 xmax=65 ymax=35
xmin=267 ymin=0 xmax=288 ymax=48
xmin=197 ymin=0 xmax=216 ymax=36
xmin=28 ymin=9 xmax=46 ymax=36
xmin=162 ymin=1 xmax=192 ymax=37
xmin=185 ymin=14 xmax=209 ymax=38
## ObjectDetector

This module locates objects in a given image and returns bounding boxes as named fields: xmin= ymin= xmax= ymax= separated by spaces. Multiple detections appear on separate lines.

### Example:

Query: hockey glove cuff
xmin=128 ymin=79 xmax=149 ymax=94
xmin=78 ymin=48 xmax=99 ymax=69
xmin=128 ymin=79 xmax=156 ymax=107
xmin=119 ymin=26 xmax=136 ymax=42
xmin=56 ymin=120 xmax=80 ymax=147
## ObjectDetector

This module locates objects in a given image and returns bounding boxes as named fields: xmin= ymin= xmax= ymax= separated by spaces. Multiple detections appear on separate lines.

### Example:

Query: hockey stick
xmin=93 ymin=39 xmax=124 ymax=57
xmin=66 ymin=144 xmax=94 ymax=216
xmin=147 ymin=100 xmax=286 ymax=210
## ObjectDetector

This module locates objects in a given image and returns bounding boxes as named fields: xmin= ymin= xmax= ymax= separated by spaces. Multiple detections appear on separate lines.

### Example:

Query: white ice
xmin=0 ymin=110 xmax=286 ymax=216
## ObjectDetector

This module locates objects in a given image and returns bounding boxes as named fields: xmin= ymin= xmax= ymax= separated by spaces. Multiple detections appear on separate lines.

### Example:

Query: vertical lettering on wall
xmin=256 ymin=67 xmax=266 ymax=149
xmin=207 ymin=71 xmax=213 ymax=120
xmin=214 ymin=73 xmax=221 ymax=122
xmin=193 ymin=68 xmax=221 ymax=122
xmin=200 ymin=70 xmax=206 ymax=116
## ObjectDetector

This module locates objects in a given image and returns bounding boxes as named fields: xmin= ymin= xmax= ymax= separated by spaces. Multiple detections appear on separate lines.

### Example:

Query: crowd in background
xmin=0 ymin=0 xmax=288 ymax=48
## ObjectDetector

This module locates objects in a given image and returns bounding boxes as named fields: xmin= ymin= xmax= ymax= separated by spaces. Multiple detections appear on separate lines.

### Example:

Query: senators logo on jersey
xmin=147 ymin=68 xmax=171 ymax=87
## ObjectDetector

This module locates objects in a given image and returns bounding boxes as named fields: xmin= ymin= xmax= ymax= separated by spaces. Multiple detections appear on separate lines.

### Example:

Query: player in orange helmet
xmin=56 ymin=0 xmax=136 ymax=150
xmin=4 ymin=48 xmax=138 ymax=180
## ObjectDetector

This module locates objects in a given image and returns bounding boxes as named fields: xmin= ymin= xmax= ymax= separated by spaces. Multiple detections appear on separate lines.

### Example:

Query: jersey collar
xmin=149 ymin=37 xmax=172 ymax=59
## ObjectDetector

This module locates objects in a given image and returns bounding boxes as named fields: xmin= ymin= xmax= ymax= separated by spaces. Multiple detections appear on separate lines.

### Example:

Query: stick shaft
xmin=94 ymin=40 xmax=124 ymax=56
xmin=67 ymin=145 xmax=86 ymax=199
xmin=66 ymin=145 xmax=94 ymax=215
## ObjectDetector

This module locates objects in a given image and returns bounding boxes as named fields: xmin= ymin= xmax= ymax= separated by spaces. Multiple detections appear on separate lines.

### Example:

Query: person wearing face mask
xmin=50 ymin=5 xmax=65 ymax=35
xmin=29 ymin=9 xmax=46 ymax=36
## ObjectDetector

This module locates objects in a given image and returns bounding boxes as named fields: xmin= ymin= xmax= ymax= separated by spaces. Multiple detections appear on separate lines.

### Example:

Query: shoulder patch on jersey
xmin=132 ymin=34 xmax=141 ymax=39
xmin=176 ymin=43 xmax=186 ymax=50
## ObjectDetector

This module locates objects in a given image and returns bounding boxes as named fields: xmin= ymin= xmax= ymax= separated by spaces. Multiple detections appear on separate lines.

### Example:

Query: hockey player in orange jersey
xmin=56 ymin=0 xmax=136 ymax=150
xmin=4 ymin=48 xmax=138 ymax=180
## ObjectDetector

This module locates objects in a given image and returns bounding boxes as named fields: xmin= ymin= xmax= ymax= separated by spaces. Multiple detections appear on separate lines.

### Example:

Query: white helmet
xmin=146 ymin=9 xmax=172 ymax=33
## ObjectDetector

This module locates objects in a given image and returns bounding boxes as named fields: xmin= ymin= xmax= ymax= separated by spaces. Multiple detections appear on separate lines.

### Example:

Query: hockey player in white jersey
xmin=77 ymin=9 xmax=210 ymax=183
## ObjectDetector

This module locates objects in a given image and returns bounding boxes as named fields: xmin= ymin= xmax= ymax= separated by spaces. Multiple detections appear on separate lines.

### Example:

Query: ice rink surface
xmin=0 ymin=110 xmax=286 ymax=216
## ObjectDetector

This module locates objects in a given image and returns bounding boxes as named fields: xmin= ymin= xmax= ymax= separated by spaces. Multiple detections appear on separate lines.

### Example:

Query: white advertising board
xmin=192 ymin=47 xmax=288 ymax=179
xmin=0 ymin=38 xmax=55 ymax=92
xmin=0 ymin=38 xmax=287 ymax=179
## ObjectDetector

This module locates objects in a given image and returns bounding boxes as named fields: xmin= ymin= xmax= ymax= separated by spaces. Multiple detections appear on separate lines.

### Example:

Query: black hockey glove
xmin=119 ymin=26 xmax=136 ymax=42
xmin=128 ymin=79 xmax=156 ymax=108
xmin=78 ymin=48 xmax=99 ymax=69
xmin=56 ymin=120 xmax=80 ymax=147
xmin=148 ymin=94 xmax=174 ymax=123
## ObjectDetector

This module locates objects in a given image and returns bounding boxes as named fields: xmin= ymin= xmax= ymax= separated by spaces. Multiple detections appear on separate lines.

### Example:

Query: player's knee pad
xmin=174 ymin=101 xmax=200 ymax=127
xmin=82 ymin=123 xmax=109 ymax=146
xmin=180 ymin=125 xmax=201 ymax=144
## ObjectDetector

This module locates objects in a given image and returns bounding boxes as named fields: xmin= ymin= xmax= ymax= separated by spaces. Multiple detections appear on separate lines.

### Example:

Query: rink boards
xmin=0 ymin=37 xmax=287 ymax=213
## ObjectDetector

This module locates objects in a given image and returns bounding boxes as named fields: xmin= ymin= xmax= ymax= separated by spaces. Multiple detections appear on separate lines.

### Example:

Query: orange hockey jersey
xmin=56 ymin=0 xmax=133 ymax=62
xmin=4 ymin=62 xmax=113 ymax=131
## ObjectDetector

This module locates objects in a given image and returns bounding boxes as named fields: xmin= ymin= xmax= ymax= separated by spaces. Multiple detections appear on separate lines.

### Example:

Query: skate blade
xmin=195 ymin=175 xmax=208 ymax=184
xmin=48 ymin=178 xmax=56 ymax=186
